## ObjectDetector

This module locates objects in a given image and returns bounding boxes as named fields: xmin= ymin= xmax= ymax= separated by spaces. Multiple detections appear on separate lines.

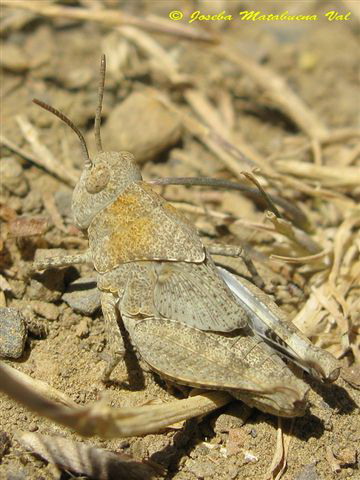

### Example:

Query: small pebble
xmin=118 ymin=440 xmax=130 ymax=450
xmin=8 ymin=217 xmax=48 ymax=237
xmin=63 ymin=277 xmax=100 ymax=315
xmin=0 ymin=157 xmax=28 ymax=197
xmin=28 ymin=423 xmax=38 ymax=433
xmin=212 ymin=402 xmax=252 ymax=433
xmin=75 ymin=318 xmax=90 ymax=338
xmin=341 ymin=364 xmax=360 ymax=389
xmin=58 ymin=66 xmax=93 ymax=89
xmin=0 ymin=43 xmax=30 ymax=72
xmin=21 ymin=191 xmax=43 ymax=214
xmin=185 ymin=458 xmax=215 ymax=478
xmin=0 ymin=307 xmax=27 ymax=358
xmin=30 ymin=301 xmax=59 ymax=321
xmin=244 ymin=451 xmax=258 ymax=463
xmin=334 ymin=446 xmax=357 ymax=466
xmin=27 ymin=276 xmax=64 ymax=302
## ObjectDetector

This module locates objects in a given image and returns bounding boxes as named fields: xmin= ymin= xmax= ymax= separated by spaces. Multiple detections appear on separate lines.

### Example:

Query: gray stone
xmin=54 ymin=190 xmax=73 ymax=220
xmin=102 ymin=91 xmax=182 ymax=164
xmin=30 ymin=301 xmax=59 ymax=321
xmin=0 ymin=308 xmax=27 ymax=358
xmin=0 ymin=43 xmax=30 ymax=72
xmin=0 ymin=157 xmax=28 ymax=197
xmin=27 ymin=273 xmax=65 ymax=302
xmin=63 ymin=277 xmax=101 ymax=315
xmin=185 ymin=458 xmax=214 ymax=478
xmin=212 ymin=402 xmax=252 ymax=434
xmin=294 ymin=464 xmax=319 ymax=480
xmin=22 ymin=191 xmax=43 ymax=214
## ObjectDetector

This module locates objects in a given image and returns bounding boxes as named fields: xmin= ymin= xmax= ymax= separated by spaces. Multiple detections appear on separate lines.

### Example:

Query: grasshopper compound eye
xmin=85 ymin=162 xmax=110 ymax=193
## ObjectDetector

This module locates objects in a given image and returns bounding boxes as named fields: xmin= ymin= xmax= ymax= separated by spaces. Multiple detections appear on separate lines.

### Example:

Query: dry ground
xmin=0 ymin=1 xmax=359 ymax=479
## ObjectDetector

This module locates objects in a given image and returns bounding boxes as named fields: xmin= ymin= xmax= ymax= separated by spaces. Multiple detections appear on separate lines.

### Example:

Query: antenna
xmin=32 ymin=99 xmax=91 ymax=166
xmin=94 ymin=54 xmax=106 ymax=153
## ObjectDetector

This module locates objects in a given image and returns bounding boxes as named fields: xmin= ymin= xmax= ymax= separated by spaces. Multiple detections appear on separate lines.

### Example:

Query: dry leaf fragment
xmin=325 ymin=446 xmax=341 ymax=473
xmin=18 ymin=433 xmax=156 ymax=480
xmin=265 ymin=418 xmax=293 ymax=480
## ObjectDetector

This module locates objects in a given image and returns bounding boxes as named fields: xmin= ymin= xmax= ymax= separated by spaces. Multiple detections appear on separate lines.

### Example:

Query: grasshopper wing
xmin=129 ymin=318 xmax=308 ymax=417
xmin=153 ymin=257 xmax=248 ymax=331
xmin=218 ymin=267 xmax=340 ymax=382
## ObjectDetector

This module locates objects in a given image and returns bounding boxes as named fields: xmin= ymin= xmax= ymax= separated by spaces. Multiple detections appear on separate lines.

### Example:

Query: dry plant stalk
xmin=15 ymin=115 xmax=79 ymax=187
xmin=2 ymin=0 xmax=216 ymax=43
xmin=118 ymin=26 xmax=189 ymax=85
xmin=274 ymin=160 xmax=360 ymax=188
xmin=216 ymin=44 xmax=330 ymax=142
xmin=0 ymin=362 xmax=232 ymax=438
xmin=292 ymin=213 xmax=360 ymax=360
xmin=184 ymin=88 xmax=271 ymax=172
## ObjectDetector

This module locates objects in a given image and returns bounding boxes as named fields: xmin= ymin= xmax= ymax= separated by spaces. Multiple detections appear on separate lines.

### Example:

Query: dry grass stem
xmin=1 ymin=133 xmax=46 ymax=168
xmin=2 ymin=0 xmax=215 ymax=43
xmin=270 ymin=173 xmax=356 ymax=207
xmin=274 ymin=160 xmax=360 ymax=187
xmin=270 ymin=249 xmax=331 ymax=264
xmin=217 ymin=44 xmax=330 ymax=142
xmin=265 ymin=212 xmax=322 ymax=255
xmin=152 ymin=89 xmax=271 ymax=176
xmin=241 ymin=171 xmax=282 ymax=219
xmin=183 ymin=89 xmax=272 ymax=173
xmin=119 ymin=26 xmax=189 ymax=85
xmin=15 ymin=115 xmax=79 ymax=187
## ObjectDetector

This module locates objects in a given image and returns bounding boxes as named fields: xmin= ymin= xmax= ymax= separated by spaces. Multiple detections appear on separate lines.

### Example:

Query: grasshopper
xmin=32 ymin=55 xmax=339 ymax=420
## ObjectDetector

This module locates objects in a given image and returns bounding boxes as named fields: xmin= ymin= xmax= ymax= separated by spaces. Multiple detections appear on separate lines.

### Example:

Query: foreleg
xmin=33 ymin=250 xmax=92 ymax=270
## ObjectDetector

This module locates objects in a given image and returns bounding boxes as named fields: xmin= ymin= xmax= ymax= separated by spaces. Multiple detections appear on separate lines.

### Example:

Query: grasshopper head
xmin=71 ymin=150 xmax=142 ymax=229
xmin=33 ymin=55 xmax=142 ymax=229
